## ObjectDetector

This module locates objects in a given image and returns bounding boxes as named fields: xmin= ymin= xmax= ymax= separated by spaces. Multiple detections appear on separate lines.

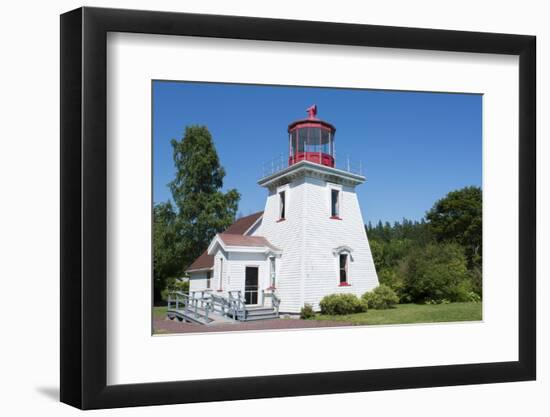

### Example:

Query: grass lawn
xmin=153 ymin=306 xmax=167 ymax=320
xmin=152 ymin=302 xmax=482 ymax=328
xmin=313 ymin=302 xmax=482 ymax=326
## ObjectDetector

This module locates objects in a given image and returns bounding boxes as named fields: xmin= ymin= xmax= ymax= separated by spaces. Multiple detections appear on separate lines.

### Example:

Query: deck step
xmin=246 ymin=308 xmax=277 ymax=316
xmin=244 ymin=307 xmax=278 ymax=321
xmin=244 ymin=313 xmax=279 ymax=321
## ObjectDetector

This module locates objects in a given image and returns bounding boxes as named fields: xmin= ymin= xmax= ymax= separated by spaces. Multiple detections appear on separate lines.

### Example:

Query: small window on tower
xmin=331 ymin=189 xmax=340 ymax=218
xmin=279 ymin=191 xmax=286 ymax=220
xmin=339 ymin=253 xmax=348 ymax=284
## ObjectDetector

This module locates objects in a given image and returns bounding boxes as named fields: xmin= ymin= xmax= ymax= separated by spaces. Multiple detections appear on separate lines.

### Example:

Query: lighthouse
xmin=253 ymin=105 xmax=379 ymax=312
xmin=187 ymin=105 xmax=379 ymax=315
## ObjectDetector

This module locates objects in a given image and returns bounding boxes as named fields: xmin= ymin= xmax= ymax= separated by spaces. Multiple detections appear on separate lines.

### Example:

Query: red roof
xmin=185 ymin=251 xmax=214 ymax=272
xmin=224 ymin=211 xmax=263 ymax=234
xmin=218 ymin=234 xmax=280 ymax=251
xmin=186 ymin=212 xmax=264 ymax=272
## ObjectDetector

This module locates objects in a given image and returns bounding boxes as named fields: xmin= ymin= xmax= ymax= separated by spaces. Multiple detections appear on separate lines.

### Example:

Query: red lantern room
xmin=288 ymin=105 xmax=336 ymax=168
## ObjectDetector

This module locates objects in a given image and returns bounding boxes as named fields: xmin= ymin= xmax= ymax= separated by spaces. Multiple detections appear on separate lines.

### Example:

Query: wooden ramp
xmin=167 ymin=291 xmax=280 ymax=325
xmin=167 ymin=307 xmax=234 ymax=325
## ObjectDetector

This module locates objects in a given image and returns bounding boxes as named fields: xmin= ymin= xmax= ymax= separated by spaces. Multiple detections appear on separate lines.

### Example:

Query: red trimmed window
xmin=339 ymin=253 xmax=349 ymax=285
xmin=218 ymin=258 xmax=223 ymax=291
xmin=331 ymin=189 xmax=340 ymax=218
xmin=279 ymin=191 xmax=286 ymax=220
xmin=206 ymin=270 xmax=211 ymax=289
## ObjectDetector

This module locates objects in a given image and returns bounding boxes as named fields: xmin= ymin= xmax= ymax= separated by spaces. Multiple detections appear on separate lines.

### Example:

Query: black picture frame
xmin=60 ymin=6 xmax=536 ymax=410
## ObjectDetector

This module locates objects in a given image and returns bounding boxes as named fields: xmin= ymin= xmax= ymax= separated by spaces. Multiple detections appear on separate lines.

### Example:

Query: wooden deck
xmin=167 ymin=290 xmax=280 ymax=325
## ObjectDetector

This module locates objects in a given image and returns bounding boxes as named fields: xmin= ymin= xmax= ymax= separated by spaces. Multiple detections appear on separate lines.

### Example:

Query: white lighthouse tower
xmin=187 ymin=105 xmax=379 ymax=316
xmin=253 ymin=105 xmax=379 ymax=313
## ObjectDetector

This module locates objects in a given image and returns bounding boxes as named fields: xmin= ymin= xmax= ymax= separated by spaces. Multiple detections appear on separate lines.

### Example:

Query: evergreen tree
xmin=153 ymin=125 xmax=240 ymax=302
xmin=170 ymin=126 xmax=240 ymax=268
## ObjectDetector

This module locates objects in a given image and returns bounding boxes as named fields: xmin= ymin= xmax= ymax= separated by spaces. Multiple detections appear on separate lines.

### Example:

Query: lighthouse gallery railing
xmin=261 ymin=153 xmax=364 ymax=177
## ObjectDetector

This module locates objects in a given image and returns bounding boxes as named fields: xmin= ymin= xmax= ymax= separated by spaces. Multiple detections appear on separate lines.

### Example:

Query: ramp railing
xmin=168 ymin=291 xmax=212 ymax=323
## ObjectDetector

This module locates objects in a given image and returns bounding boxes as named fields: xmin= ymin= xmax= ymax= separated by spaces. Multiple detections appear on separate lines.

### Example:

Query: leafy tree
xmin=153 ymin=202 xmax=182 ymax=303
xmin=377 ymin=268 xmax=404 ymax=297
xmin=426 ymin=186 xmax=482 ymax=267
xmin=369 ymin=239 xmax=385 ymax=272
xmin=153 ymin=126 xmax=240 ymax=302
xmin=400 ymin=243 xmax=471 ymax=303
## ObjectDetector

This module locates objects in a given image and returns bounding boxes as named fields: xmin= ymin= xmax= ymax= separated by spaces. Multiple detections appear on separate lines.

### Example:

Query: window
xmin=331 ymin=189 xmax=340 ymax=217
xmin=218 ymin=258 xmax=223 ymax=291
xmin=206 ymin=270 xmax=211 ymax=289
xmin=279 ymin=191 xmax=286 ymax=220
xmin=339 ymin=253 xmax=348 ymax=284
xmin=269 ymin=257 xmax=276 ymax=288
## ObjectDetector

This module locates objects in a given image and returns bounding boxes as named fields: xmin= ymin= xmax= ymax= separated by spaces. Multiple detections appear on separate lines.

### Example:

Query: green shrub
xmin=362 ymin=284 xmax=399 ymax=309
xmin=362 ymin=291 xmax=376 ymax=309
xmin=425 ymin=298 xmax=450 ymax=305
xmin=161 ymin=278 xmax=190 ymax=301
xmin=319 ymin=294 xmax=366 ymax=315
xmin=300 ymin=304 xmax=315 ymax=319
xmin=378 ymin=268 xmax=401 ymax=291
xmin=453 ymin=279 xmax=474 ymax=302
xmin=464 ymin=291 xmax=481 ymax=303
xmin=176 ymin=280 xmax=190 ymax=293
xmin=400 ymin=243 xmax=471 ymax=303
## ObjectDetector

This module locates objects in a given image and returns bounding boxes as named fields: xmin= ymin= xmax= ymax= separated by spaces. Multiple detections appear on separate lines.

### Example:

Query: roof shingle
xmin=218 ymin=234 xmax=280 ymax=251
xmin=223 ymin=211 xmax=263 ymax=234
xmin=186 ymin=211 xmax=264 ymax=272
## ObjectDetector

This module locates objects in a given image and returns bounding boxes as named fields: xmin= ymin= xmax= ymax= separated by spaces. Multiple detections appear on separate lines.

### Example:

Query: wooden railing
xmin=168 ymin=289 xmax=278 ymax=323
xmin=271 ymin=292 xmax=281 ymax=316
xmin=168 ymin=291 xmax=212 ymax=322
xmin=228 ymin=291 xmax=247 ymax=321
xmin=210 ymin=293 xmax=230 ymax=316
xmin=261 ymin=290 xmax=281 ymax=316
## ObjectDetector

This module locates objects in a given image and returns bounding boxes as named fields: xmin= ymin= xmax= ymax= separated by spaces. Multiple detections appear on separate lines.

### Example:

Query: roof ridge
xmin=238 ymin=210 xmax=263 ymax=219
xmin=220 ymin=232 xmax=264 ymax=236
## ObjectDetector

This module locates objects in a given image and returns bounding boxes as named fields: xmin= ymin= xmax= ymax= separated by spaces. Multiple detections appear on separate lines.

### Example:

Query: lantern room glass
xmin=289 ymin=125 xmax=335 ymax=167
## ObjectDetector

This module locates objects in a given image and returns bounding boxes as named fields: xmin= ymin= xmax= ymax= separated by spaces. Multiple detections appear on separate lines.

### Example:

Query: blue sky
xmin=153 ymin=81 xmax=482 ymax=224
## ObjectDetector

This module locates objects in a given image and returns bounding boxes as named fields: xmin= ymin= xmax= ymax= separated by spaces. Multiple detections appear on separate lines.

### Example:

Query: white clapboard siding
xmin=302 ymin=177 xmax=378 ymax=310
xmin=226 ymin=252 xmax=269 ymax=296
xmin=255 ymin=173 xmax=378 ymax=313
xmin=189 ymin=271 xmax=208 ymax=293
xmin=190 ymin=252 xmax=270 ymax=302
xmin=254 ymin=178 xmax=306 ymax=312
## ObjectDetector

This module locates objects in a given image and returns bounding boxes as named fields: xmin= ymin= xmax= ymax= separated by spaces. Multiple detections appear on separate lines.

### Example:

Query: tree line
xmin=366 ymin=186 xmax=482 ymax=304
